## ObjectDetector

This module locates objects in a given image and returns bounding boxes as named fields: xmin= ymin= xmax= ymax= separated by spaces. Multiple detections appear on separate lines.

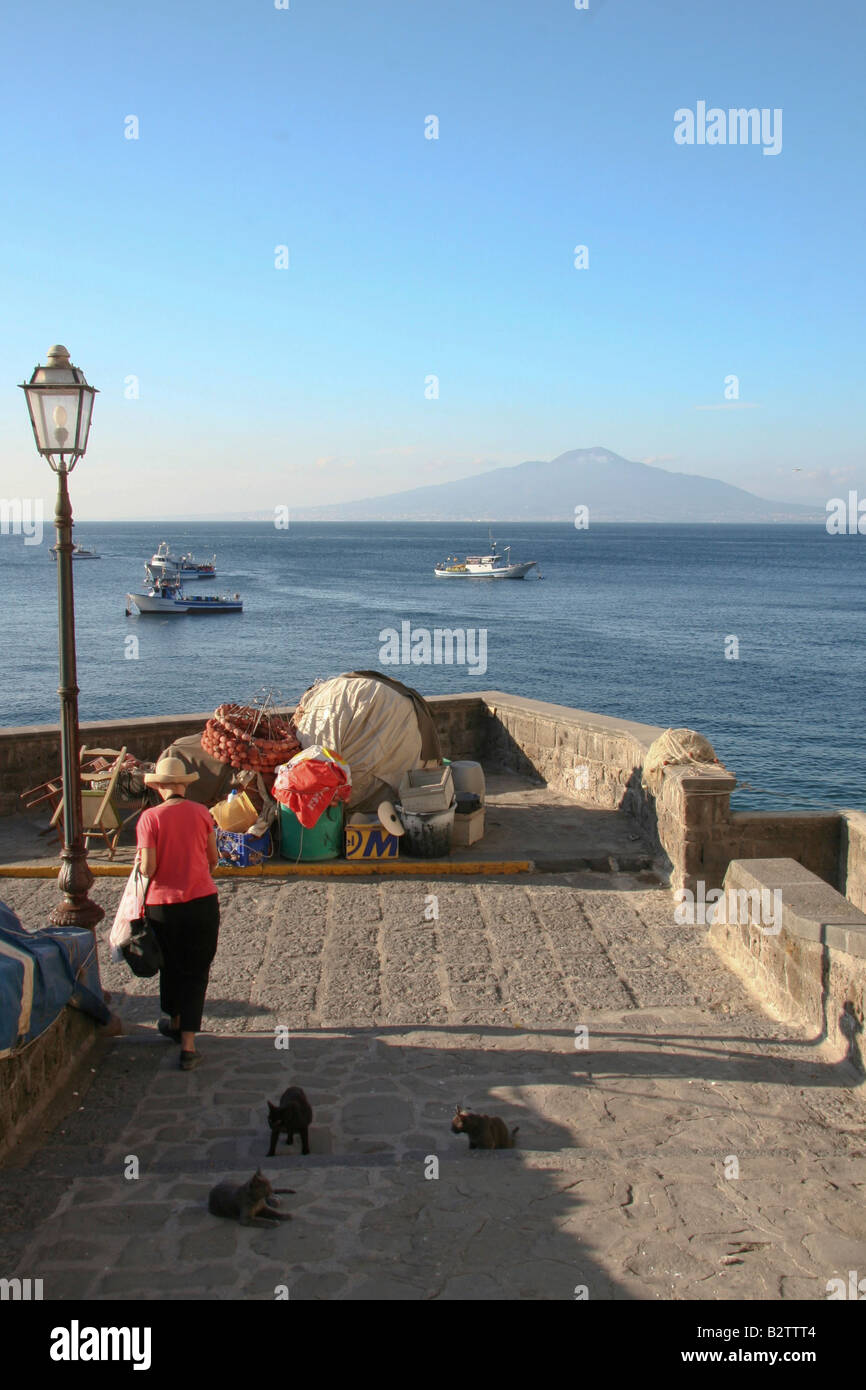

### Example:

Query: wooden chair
xmin=19 ymin=773 xmax=66 ymax=834
xmin=21 ymin=748 xmax=122 ymax=821
xmin=48 ymin=746 xmax=134 ymax=860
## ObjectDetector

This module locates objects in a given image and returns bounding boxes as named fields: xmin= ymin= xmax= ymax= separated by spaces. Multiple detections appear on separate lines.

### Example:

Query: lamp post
xmin=20 ymin=345 xmax=103 ymax=929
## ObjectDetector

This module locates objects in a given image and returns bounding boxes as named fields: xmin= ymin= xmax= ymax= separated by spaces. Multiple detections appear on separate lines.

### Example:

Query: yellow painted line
xmin=0 ymin=859 xmax=534 ymax=880
xmin=0 ymin=865 xmax=69 ymax=878
xmin=242 ymin=860 xmax=535 ymax=877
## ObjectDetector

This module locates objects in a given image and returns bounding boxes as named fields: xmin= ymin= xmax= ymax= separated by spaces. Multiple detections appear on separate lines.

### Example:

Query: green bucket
xmin=278 ymin=802 xmax=344 ymax=861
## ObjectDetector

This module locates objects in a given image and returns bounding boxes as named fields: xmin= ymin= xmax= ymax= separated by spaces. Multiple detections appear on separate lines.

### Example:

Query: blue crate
xmin=216 ymin=828 xmax=272 ymax=867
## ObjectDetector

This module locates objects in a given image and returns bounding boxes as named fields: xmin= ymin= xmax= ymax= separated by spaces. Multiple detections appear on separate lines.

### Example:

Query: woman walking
xmin=137 ymin=757 xmax=220 ymax=1070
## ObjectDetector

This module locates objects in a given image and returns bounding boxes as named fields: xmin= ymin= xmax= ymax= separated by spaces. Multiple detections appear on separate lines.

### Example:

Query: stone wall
xmin=650 ymin=763 xmax=738 ymax=892
xmin=477 ymin=692 xmax=677 ymax=874
xmin=426 ymin=695 xmax=489 ymax=761
xmin=659 ymin=804 xmax=843 ymax=896
xmin=717 ymin=812 xmax=843 ymax=891
xmin=2 ymin=689 xmax=861 ymax=904
xmin=0 ymin=696 xmax=488 ymax=818
xmin=0 ymin=712 xmax=216 ymax=817
xmin=475 ymin=692 xmax=768 ymax=890
xmin=472 ymin=694 xmax=857 ymax=896
xmin=841 ymin=811 xmax=866 ymax=913
xmin=477 ymin=692 xmax=664 ymax=807
xmin=708 ymin=858 xmax=866 ymax=1071
xmin=0 ymin=1006 xmax=99 ymax=1161
xmin=656 ymin=798 xmax=843 ymax=897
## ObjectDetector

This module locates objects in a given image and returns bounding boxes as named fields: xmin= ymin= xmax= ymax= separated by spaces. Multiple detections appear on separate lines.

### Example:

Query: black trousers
xmin=146 ymin=893 xmax=220 ymax=1034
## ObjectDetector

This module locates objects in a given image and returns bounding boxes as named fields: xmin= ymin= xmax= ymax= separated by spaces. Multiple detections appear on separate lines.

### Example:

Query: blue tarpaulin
xmin=0 ymin=900 xmax=109 ymax=1058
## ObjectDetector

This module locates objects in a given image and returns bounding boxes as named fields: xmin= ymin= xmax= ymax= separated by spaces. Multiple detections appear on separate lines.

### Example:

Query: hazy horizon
xmin=5 ymin=448 xmax=830 ymax=525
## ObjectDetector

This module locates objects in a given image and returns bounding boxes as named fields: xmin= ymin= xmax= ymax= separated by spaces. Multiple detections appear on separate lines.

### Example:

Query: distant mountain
xmin=278 ymin=449 xmax=821 ymax=523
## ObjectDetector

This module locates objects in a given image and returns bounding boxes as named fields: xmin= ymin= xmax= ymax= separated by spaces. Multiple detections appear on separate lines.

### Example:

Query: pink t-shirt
xmin=136 ymin=797 xmax=217 ymax=905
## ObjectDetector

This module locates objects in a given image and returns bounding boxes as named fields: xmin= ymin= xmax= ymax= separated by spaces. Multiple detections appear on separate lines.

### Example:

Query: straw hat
xmin=144 ymin=756 xmax=200 ymax=787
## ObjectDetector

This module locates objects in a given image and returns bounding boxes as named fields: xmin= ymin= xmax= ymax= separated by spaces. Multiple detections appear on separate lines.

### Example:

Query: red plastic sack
xmin=272 ymin=745 xmax=352 ymax=828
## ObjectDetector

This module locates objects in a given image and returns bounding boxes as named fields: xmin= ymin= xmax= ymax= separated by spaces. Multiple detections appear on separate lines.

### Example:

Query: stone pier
xmin=1 ymin=873 xmax=864 ymax=1301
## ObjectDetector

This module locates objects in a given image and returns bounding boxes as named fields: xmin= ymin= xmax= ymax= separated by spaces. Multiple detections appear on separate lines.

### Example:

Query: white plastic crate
xmin=397 ymin=766 xmax=455 ymax=814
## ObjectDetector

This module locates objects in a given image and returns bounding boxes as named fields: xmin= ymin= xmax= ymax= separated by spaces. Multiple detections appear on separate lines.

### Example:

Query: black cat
xmin=451 ymin=1106 xmax=519 ymax=1150
xmin=208 ymin=1170 xmax=295 ymax=1227
xmin=267 ymin=1085 xmax=313 ymax=1157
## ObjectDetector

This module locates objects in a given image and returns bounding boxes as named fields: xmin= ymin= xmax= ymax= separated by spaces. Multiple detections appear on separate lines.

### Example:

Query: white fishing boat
xmin=126 ymin=570 xmax=242 ymax=615
xmin=50 ymin=542 xmax=100 ymax=559
xmin=148 ymin=540 xmax=216 ymax=577
xmin=434 ymin=534 xmax=539 ymax=579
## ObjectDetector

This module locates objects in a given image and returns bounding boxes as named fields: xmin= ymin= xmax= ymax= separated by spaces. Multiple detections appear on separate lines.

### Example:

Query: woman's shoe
xmin=158 ymin=1018 xmax=182 ymax=1043
xmin=180 ymin=1051 xmax=202 ymax=1071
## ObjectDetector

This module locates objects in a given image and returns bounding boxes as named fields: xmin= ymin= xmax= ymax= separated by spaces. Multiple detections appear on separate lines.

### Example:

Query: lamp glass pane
xmin=27 ymin=389 xmax=84 ymax=455
xmin=74 ymin=390 xmax=95 ymax=453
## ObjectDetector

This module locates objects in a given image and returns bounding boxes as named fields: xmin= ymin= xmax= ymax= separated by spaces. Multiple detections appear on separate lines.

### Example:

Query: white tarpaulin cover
xmin=293 ymin=675 xmax=424 ymax=811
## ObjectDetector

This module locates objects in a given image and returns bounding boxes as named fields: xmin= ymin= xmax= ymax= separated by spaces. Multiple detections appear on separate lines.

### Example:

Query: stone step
xmin=3 ymin=1140 xmax=847 ymax=1181
xmin=532 ymin=854 xmax=658 ymax=875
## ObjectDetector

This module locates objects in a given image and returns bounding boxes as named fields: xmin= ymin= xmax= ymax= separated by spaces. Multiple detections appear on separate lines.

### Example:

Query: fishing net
xmin=201 ymin=701 xmax=300 ymax=773
xmin=642 ymin=727 xmax=720 ymax=793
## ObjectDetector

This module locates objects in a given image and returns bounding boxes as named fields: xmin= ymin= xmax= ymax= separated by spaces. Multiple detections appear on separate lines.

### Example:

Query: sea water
xmin=1 ymin=521 xmax=863 ymax=812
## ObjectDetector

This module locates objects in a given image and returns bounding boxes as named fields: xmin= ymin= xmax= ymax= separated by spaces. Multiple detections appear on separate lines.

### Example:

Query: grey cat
xmin=208 ymin=1169 xmax=295 ymax=1227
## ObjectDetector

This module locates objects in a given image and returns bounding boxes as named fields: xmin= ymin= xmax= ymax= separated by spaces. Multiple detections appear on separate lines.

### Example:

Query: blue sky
xmin=0 ymin=0 xmax=863 ymax=518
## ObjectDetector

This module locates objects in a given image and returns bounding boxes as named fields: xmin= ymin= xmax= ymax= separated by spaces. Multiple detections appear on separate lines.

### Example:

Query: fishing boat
xmin=147 ymin=540 xmax=216 ymax=577
xmin=434 ymin=534 xmax=539 ymax=579
xmin=50 ymin=542 xmax=100 ymax=559
xmin=126 ymin=570 xmax=242 ymax=615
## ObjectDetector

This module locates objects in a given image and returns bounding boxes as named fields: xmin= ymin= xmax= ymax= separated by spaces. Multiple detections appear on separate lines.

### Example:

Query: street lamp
xmin=20 ymin=345 xmax=103 ymax=929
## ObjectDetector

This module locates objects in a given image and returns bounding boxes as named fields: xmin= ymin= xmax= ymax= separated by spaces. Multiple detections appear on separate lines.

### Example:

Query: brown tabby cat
xmin=208 ymin=1170 xmax=295 ymax=1227
xmin=451 ymin=1106 xmax=519 ymax=1149
xmin=267 ymin=1085 xmax=313 ymax=1157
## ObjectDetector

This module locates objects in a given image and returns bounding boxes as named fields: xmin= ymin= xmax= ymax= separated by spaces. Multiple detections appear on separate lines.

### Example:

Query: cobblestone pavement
xmin=1 ymin=875 xmax=865 ymax=1300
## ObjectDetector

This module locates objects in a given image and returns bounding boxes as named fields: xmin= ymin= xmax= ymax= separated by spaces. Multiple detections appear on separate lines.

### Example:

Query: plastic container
xmin=216 ymin=828 xmax=272 ymax=867
xmin=278 ymin=802 xmax=344 ymax=861
xmin=448 ymin=761 xmax=486 ymax=805
xmin=211 ymin=789 xmax=259 ymax=832
xmin=396 ymin=800 xmax=456 ymax=858
xmin=397 ymin=766 xmax=454 ymax=814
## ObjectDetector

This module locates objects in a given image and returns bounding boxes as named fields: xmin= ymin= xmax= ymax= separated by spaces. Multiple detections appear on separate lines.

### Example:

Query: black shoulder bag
xmin=121 ymin=863 xmax=164 ymax=978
